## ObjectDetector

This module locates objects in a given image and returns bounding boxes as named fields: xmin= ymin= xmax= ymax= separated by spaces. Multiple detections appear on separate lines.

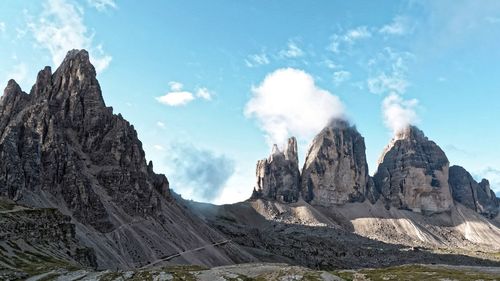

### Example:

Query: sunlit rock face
xmin=449 ymin=165 xmax=499 ymax=218
xmin=252 ymin=137 xmax=301 ymax=203
xmin=300 ymin=119 xmax=377 ymax=205
xmin=374 ymin=126 xmax=453 ymax=214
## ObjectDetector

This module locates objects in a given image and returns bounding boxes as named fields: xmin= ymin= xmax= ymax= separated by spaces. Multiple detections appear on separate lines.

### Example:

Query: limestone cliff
xmin=300 ymin=119 xmax=377 ymax=205
xmin=373 ymin=126 xmax=453 ymax=213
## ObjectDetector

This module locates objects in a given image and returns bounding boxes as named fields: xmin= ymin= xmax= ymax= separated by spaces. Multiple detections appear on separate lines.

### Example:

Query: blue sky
xmin=1 ymin=0 xmax=500 ymax=203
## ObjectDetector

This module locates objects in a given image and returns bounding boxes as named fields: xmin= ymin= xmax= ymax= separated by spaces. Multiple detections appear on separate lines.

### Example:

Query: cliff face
xmin=300 ymin=120 xmax=377 ymax=205
xmin=449 ymin=165 xmax=499 ymax=218
xmin=373 ymin=126 xmax=454 ymax=213
xmin=252 ymin=137 xmax=301 ymax=203
xmin=0 ymin=50 xmax=249 ymax=269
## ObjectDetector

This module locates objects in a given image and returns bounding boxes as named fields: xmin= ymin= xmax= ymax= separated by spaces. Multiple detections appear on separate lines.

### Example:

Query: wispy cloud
xmin=473 ymin=167 xmax=500 ymax=194
xmin=156 ymin=81 xmax=213 ymax=106
xmin=379 ymin=16 xmax=409 ymax=35
xmin=245 ymin=53 xmax=270 ymax=67
xmin=28 ymin=0 xmax=112 ymax=73
xmin=156 ymin=121 xmax=166 ymax=129
xmin=196 ymin=87 xmax=213 ymax=100
xmin=0 ymin=22 xmax=5 ymax=33
xmin=86 ymin=0 xmax=117 ymax=12
xmin=245 ymin=68 xmax=345 ymax=146
xmin=9 ymin=63 xmax=28 ymax=84
xmin=329 ymin=26 xmax=372 ymax=53
xmin=165 ymin=142 xmax=235 ymax=202
xmin=279 ymin=41 xmax=304 ymax=58
xmin=333 ymin=70 xmax=351 ymax=85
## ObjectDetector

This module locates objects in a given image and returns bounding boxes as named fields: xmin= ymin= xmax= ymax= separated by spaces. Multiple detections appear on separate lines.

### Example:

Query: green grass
xmin=333 ymin=264 xmax=500 ymax=281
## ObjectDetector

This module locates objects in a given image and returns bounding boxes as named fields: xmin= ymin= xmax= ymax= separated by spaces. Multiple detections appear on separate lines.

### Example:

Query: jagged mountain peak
xmin=0 ymin=50 xmax=248 ymax=269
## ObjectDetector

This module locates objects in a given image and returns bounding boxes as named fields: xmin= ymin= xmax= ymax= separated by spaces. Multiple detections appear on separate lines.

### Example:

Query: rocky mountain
xmin=0 ymin=50 xmax=253 ymax=270
xmin=300 ymin=119 xmax=377 ymax=205
xmin=251 ymin=137 xmax=301 ymax=203
xmin=449 ymin=165 xmax=499 ymax=218
xmin=373 ymin=126 xmax=454 ymax=213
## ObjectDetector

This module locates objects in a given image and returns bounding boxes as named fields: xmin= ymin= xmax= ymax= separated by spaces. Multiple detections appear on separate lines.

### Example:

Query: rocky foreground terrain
xmin=1 ymin=49 xmax=499 ymax=280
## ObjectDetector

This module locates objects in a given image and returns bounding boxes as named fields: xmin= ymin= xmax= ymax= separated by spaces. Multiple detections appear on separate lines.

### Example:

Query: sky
xmin=1 ymin=0 xmax=500 ymax=203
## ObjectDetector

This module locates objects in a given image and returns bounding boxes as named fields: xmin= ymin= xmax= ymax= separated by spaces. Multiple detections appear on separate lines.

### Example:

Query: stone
xmin=0 ymin=49 xmax=249 ymax=269
xmin=300 ymin=119 xmax=376 ymax=205
xmin=252 ymin=137 xmax=301 ymax=203
xmin=373 ymin=126 xmax=453 ymax=213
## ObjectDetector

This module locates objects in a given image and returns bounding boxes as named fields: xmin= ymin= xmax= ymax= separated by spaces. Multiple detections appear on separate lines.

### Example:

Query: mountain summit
xmin=0 ymin=50 xmax=249 ymax=269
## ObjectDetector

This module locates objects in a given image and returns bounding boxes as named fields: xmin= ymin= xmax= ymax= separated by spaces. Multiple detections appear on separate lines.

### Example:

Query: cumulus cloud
xmin=382 ymin=93 xmax=419 ymax=134
xmin=379 ymin=16 xmax=409 ymax=35
xmin=28 ymin=0 xmax=112 ymax=73
xmin=156 ymin=91 xmax=194 ymax=106
xmin=245 ymin=53 xmax=270 ymax=67
xmin=165 ymin=142 xmax=235 ymax=202
xmin=156 ymin=81 xmax=213 ymax=106
xmin=86 ymin=0 xmax=117 ymax=11
xmin=333 ymin=70 xmax=351 ymax=85
xmin=245 ymin=68 xmax=345 ymax=146
xmin=279 ymin=41 xmax=304 ymax=58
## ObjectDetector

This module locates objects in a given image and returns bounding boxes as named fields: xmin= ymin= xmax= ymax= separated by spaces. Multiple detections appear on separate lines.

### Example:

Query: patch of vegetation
xmin=334 ymin=264 xmax=500 ymax=281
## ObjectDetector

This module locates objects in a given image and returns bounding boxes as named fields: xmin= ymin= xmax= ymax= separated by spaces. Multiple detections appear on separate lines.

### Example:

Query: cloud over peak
xmin=245 ymin=68 xmax=345 ymax=146
xmin=28 ymin=0 xmax=112 ymax=73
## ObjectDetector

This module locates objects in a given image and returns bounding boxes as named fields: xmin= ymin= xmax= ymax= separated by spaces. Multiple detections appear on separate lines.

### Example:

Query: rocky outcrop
xmin=373 ymin=126 xmax=453 ymax=213
xmin=300 ymin=119 xmax=377 ymax=205
xmin=252 ymin=137 xmax=300 ymax=203
xmin=0 ymin=50 xmax=250 ymax=269
xmin=449 ymin=165 xmax=499 ymax=218
xmin=0 ymin=196 xmax=97 ymax=270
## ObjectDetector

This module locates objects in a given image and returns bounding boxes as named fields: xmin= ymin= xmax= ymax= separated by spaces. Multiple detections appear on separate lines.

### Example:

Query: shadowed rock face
xmin=374 ymin=126 xmax=453 ymax=213
xmin=252 ymin=137 xmax=301 ymax=203
xmin=0 ymin=50 xmax=249 ymax=269
xmin=449 ymin=165 xmax=499 ymax=218
xmin=300 ymin=119 xmax=377 ymax=205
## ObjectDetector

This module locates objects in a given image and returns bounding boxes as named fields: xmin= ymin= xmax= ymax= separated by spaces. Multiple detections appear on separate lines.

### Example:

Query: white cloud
xmin=87 ymin=0 xmax=117 ymax=11
xmin=168 ymin=81 xmax=183 ymax=91
xmin=367 ymin=73 xmax=409 ymax=95
xmin=0 ymin=22 xmax=5 ymax=33
xmin=10 ymin=63 xmax=28 ymax=84
xmin=329 ymin=26 xmax=372 ymax=53
xmin=344 ymin=26 xmax=371 ymax=42
xmin=153 ymin=144 xmax=165 ymax=151
xmin=279 ymin=41 xmax=304 ymax=58
xmin=156 ymin=91 xmax=194 ymax=106
xmin=156 ymin=81 xmax=213 ymax=106
xmin=28 ymin=0 xmax=112 ymax=73
xmin=245 ymin=68 xmax=345 ymax=146
xmin=382 ymin=92 xmax=419 ymax=134
xmin=196 ymin=87 xmax=212 ymax=100
xmin=333 ymin=70 xmax=351 ymax=85
xmin=366 ymin=48 xmax=413 ymax=95
xmin=245 ymin=53 xmax=270 ymax=67
xmin=379 ymin=16 xmax=408 ymax=35
xmin=156 ymin=121 xmax=166 ymax=129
